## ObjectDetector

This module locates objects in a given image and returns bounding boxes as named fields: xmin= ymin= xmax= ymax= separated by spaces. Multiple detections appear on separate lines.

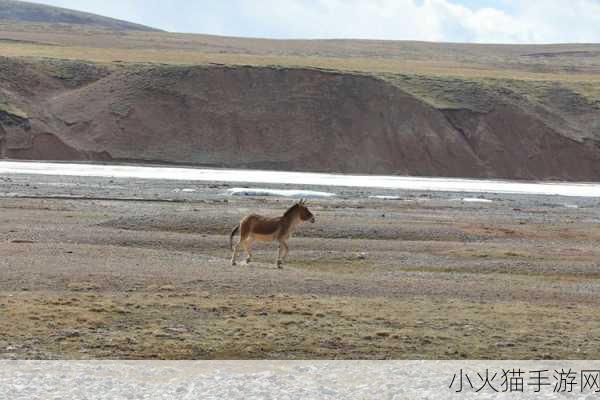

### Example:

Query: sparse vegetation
xmin=0 ymin=100 xmax=27 ymax=119
xmin=1 ymin=185 xmax=599 ymax=359
xmin=4 ymin=291 xmax=599 ymax=359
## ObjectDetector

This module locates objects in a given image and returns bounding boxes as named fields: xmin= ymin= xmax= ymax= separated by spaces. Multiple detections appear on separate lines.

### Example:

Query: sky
xmin=28 ymin=0 xmax=600 ymax=44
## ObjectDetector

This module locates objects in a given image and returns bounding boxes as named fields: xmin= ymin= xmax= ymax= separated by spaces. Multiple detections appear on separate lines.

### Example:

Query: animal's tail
xmin=229 ymin=224 xmax=240 ymax=250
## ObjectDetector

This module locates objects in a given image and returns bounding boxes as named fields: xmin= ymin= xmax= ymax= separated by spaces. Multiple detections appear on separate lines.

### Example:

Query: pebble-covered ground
xmin=1 ymin=173 xmax=600 ymax=359
xmin=1 ymin=360 xmax=590 ymax=399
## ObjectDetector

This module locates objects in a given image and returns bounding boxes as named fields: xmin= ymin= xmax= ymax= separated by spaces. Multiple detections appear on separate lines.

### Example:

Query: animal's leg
xmin=276 ymin=241 xmax=286 ymax=268
xmin=281 ymin=240 xmax=289 ymax=261
xmin=243 ymin=238 xmax=254 ymax=264
xmin=231 ymin=241 xmax=242 ymax=266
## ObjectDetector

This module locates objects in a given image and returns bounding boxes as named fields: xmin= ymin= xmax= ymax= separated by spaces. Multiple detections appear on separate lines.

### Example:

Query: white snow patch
xmin=460 ymin=197 xmax=493 ymax=203
xmin=368 ymin=195 xmax=402 ymax=200
xmin=227 ymin=187 xmax=336 ymax=198
xmin=1 ymin=161 xmax=600 ymax=197
xmin=34 ymin=182 xmax=77 ymax=187
xmin=564 ymin=203 xmax=579 ymax=208
xmin=173 ymin=188 xmax=197 ymax=193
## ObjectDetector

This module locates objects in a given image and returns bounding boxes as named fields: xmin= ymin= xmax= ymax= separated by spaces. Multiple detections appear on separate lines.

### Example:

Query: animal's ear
xmin=299 ymin=198 xmax=306 ymax=205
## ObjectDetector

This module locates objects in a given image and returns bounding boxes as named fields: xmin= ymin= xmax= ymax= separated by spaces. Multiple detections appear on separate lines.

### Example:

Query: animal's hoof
xmin=277 ymin=261 xmax=283 ymax=269
xmin=231 ymin=261 xmax=237 ymax=266
xmin=246 ymin=258 xmax=251 ymax=264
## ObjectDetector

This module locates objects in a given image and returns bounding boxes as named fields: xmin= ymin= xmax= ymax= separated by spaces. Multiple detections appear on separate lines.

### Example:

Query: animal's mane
xmin=283 ymin=203 xmax=300 ymax=218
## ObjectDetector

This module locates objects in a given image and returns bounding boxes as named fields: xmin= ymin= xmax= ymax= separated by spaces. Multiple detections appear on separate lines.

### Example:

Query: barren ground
xmin=1 ymin=173 xmax=600 ymax=359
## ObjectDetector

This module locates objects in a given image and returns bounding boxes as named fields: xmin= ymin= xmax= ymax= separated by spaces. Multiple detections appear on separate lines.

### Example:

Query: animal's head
xmin=297 ymin=199 xmax=315 ymax=223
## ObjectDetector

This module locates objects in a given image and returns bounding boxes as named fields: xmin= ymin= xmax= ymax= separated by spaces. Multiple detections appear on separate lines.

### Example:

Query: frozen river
xmin=1 ymin=160 xmax=600 ymax=197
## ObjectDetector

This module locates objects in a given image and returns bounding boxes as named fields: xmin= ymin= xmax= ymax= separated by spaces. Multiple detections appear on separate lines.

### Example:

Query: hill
xmin=0 ymin=0 xmax=159 ymax=31
xmin=0 ymin=3 xmax=599 ymax=180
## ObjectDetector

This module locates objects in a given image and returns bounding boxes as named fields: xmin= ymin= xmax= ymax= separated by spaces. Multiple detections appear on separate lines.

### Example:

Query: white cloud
xmin=27 ymin=0 xmax=600 ymax=43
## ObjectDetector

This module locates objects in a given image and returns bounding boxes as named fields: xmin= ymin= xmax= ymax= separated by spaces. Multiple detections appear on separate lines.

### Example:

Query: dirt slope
xmin=1 ymin=58 xmax=599 ymax=180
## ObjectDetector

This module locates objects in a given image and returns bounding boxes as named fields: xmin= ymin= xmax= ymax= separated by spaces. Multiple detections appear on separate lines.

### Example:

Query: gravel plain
xmin=1 ymin=173 xmax=600 ymax=359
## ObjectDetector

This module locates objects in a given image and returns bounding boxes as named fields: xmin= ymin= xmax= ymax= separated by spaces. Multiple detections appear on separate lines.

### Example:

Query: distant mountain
xmin=0 ymin=0 xmax=160 ymax=31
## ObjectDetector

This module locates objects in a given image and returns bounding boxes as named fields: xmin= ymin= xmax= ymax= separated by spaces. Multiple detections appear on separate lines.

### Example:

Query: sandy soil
xmin=1 ymin=173 xmax=600 ymax=359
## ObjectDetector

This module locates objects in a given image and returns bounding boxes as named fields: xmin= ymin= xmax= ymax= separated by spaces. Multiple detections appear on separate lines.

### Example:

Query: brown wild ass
xmin=230 ymin=199 xmax=315 ymax=268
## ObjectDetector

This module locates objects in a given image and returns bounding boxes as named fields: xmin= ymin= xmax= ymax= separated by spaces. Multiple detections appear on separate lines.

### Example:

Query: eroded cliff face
xmin=1 ymin=58 xmax=599 ymax=180
xmin=443 ymin=107 xmax=600 ymax=180
xmin=0 ymin=57 xmax=112 ymax=162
